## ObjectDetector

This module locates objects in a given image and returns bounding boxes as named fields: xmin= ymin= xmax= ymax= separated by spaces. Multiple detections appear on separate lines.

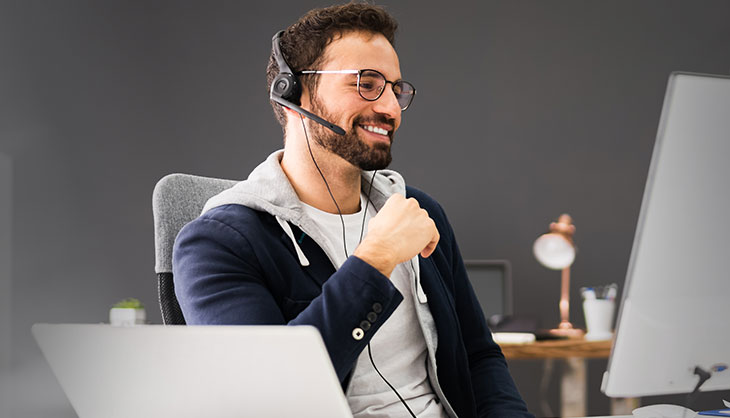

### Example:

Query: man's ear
xmin=299 ymin=85 xmax=313 ymax=109
xmin=283 ymin=106 xmax=306 ymax=120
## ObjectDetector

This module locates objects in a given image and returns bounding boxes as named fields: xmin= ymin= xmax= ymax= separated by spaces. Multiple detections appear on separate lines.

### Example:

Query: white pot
xmin=109 ymin=308 xmax=146 ymax=327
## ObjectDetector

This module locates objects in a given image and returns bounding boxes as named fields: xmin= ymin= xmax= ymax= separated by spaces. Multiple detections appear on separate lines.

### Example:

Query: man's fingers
xmin=420 ymin=227 xmax=440 ymax=258
xmin=368 ymin=193 xmax=440 ymax=262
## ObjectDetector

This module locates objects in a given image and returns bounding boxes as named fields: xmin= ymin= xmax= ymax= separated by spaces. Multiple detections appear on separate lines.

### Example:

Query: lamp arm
xmin=559 ymin=266 xmax=572 ymax=329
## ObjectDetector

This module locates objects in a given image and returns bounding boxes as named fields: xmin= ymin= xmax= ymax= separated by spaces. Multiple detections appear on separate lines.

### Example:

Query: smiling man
xmin=173 ymin=3 xmax=533 ymax=418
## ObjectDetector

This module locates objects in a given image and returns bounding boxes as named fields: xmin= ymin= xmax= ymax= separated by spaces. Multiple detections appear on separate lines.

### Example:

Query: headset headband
xmin=272 ymin=31 xmax=294 ymax=75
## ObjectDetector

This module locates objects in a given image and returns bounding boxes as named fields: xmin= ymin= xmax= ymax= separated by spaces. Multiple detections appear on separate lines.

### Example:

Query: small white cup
xmin=583 ymin=299 xmax=615 ymax=341
xmin=109 ymin=308 xmax=145 ymax=327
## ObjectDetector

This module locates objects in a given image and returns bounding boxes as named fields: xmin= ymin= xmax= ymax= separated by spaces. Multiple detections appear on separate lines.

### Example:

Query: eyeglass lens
xmin=358 ymin=70 xmax=415 ymax=110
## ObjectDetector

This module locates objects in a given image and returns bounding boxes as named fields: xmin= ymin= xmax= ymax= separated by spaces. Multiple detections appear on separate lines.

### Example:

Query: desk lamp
xmin=533 ymin=214 xmax=584 ymax=338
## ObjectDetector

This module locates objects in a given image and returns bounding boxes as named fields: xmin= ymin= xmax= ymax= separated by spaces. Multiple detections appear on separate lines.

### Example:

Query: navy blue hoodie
xmin=173 ymin=150 xmax=533 ymax=418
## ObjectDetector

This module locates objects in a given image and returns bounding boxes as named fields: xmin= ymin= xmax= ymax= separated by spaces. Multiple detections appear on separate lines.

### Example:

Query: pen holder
xmin=582 ymin=299 xmax=615 ymax=341
xmin=581 ymin=285 xmax=617 ymax=341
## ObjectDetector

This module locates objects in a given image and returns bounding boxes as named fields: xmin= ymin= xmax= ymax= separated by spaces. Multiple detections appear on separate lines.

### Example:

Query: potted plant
xmin=109 ymin=298 xmax=146 ymax=326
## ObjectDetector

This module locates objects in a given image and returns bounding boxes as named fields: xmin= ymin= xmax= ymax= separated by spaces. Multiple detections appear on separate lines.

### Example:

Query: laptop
xmin=32 ymin=324 xmax=353 ymax=418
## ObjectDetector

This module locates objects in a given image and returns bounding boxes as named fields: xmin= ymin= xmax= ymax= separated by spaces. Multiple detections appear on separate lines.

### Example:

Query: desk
xmin=501 ymin=338 xmax=611 ymax=359
xmin=500 ymin=338 xmax=637 ymax=417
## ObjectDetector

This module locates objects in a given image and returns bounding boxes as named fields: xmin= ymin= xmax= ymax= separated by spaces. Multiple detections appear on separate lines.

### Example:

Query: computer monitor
xmin=465 ymin=260 xmax=513 ymax=319
xmin=601 ymin=72 xmax=730 ymax=398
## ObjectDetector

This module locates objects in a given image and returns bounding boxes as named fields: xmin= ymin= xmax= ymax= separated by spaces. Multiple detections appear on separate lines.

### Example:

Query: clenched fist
xmin=353 ymin=193 xmax=440 ymax=277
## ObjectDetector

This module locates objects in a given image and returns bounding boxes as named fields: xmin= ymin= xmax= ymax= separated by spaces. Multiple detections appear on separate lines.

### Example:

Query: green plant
xmin=112 ymin=298 xmax=144 ymax=309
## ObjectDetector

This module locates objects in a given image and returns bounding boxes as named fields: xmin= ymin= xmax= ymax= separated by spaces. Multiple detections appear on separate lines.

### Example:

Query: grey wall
xmin=1 ymin=1 xmax=729 ymax=416
xmin=1 ymin=154 xmax=11 ymax=418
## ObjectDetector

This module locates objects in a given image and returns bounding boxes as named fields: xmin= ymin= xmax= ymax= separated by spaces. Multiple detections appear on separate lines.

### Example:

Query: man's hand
xmin=353 ymin=194 xmax=440 ymax=277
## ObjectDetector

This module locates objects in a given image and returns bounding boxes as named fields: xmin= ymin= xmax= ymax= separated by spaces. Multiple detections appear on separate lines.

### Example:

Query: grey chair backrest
xmin=152 ymin=173 xmax=238 ymax=324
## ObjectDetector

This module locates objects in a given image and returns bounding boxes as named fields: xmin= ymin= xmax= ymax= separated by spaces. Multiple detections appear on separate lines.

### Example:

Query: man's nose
xmin=372 ymin=83 xmax=402 ymax=122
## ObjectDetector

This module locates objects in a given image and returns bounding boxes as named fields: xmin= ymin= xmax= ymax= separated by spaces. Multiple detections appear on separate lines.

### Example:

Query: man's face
xmin=302 ymin=31 xmax=403 ymax=171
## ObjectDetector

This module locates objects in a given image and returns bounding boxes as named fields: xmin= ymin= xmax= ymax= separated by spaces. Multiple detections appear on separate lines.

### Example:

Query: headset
xmin=270 ymin=30 xmax=345 ymax=135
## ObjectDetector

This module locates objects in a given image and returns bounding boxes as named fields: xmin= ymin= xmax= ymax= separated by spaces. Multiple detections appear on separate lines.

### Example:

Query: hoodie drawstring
xmin=410 ymin=258 xmax=429 ymax=304
xmin=275 ymin=216 xmax=310 ymax=267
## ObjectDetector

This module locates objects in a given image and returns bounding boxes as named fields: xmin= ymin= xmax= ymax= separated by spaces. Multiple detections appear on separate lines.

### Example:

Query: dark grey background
xmin=1 ymin=1 xmax=729 ymax=417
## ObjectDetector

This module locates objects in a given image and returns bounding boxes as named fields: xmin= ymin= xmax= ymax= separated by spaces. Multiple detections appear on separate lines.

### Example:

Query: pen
xmin=581 ymin=287 xmax=596 ymax=300
xmin=606 ymin=284 xmax=618 ymax=301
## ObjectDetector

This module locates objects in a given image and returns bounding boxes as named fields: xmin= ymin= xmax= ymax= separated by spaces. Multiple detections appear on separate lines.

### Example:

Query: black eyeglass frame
xmin=297 ymin=69 xmax=416 ymax=111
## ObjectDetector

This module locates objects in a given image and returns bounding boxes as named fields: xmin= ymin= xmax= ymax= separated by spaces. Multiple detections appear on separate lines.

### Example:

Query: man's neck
xmin=281 ymin=141 xmax=362 ymax=215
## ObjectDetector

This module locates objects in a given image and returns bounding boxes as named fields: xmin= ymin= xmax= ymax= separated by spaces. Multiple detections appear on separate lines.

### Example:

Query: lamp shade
xmin=533 ymin=233 xmax=575 ymax=270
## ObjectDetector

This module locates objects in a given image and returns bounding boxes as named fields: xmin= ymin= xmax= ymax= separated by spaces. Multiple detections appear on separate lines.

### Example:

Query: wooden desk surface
xmin=499 ymin=338 xmax=612 ymax=359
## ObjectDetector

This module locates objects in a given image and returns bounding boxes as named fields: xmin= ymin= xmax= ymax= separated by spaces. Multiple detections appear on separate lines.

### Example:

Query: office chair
xmin=152 ymin=173 xmax=237 ymax=325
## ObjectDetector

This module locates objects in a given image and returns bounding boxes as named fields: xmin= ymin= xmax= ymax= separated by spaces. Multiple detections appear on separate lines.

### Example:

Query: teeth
xmin=362 ymin=125 xmax=389 ymax=136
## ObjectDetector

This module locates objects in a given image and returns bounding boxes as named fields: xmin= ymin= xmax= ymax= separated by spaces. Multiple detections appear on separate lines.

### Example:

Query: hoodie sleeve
xmin=172 ymin=206 xmax=403 ymax=383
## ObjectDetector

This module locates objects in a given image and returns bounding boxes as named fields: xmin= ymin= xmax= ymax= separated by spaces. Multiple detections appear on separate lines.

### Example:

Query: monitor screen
xmin=602 ymin=73 xmax=730 ymax=397
xmin=465 ymin=260 xmax=512 ymax=319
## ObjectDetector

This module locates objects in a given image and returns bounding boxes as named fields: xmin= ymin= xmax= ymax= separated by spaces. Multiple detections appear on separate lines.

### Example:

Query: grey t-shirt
xmin=301 ymin=195 xmax=448 ymax=418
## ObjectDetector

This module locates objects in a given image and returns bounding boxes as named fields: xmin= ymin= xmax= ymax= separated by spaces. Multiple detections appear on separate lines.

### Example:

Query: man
xmin=173 ymin=3 xmax=533 ymax=417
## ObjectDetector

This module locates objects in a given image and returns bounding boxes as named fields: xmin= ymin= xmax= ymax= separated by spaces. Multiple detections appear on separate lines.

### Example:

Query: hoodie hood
xmin=201 ymin=149 xmax=406 ymax=269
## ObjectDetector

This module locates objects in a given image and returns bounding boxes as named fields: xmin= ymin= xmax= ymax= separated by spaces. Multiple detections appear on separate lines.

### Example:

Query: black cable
xmin=359 ymin=170 xmax=377 ymax=243
xmin=298 ymin=114 xmax=417 ymax=417
xmin=300 ymin=114 xmax=348 ymax=257
xmin=367 ymin=343 xmax=418 ymax=418
xmin=360 ymin=171 xmax=416 ymax=417
xmin=685 ymin=366 xmax=712 ymax=412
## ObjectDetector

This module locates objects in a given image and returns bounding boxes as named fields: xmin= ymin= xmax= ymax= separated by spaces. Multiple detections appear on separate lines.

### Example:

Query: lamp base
xmin=549 ymin=321 xmax=585 ymax=339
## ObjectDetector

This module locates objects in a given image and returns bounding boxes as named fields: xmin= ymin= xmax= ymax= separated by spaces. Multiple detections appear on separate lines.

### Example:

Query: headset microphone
xmin=270 ymin=31 xmax=346 ymax=136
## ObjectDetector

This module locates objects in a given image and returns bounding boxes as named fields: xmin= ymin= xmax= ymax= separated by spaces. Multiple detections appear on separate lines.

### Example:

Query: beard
xmin=307 ymin=95 xmax=394 ymax=171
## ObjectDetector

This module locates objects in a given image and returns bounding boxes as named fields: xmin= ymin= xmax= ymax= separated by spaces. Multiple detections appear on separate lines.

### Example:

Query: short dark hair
xmin=266 ymin=2 xmax=398 ymax=132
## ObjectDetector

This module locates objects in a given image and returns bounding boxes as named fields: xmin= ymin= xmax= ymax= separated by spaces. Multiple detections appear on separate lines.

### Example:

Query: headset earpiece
xmin=270 ymin=31 xmax=301 ymax=104
xmin=272 ymin=72 xmax=300 ymax=103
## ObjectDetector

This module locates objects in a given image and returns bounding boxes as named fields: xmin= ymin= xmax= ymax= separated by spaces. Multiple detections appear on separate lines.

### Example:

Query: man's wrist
xmin=353 ymin=240 xmax=396 ymax=278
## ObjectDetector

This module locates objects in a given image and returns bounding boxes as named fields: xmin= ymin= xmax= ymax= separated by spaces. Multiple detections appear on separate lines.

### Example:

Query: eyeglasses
xmin=297 ymin=69 xmax=416 ymax=111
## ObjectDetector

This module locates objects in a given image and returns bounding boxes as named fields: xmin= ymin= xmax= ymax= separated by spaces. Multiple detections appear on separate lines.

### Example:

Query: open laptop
xmin=32 ymin=324 xmax=353 ymax=418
